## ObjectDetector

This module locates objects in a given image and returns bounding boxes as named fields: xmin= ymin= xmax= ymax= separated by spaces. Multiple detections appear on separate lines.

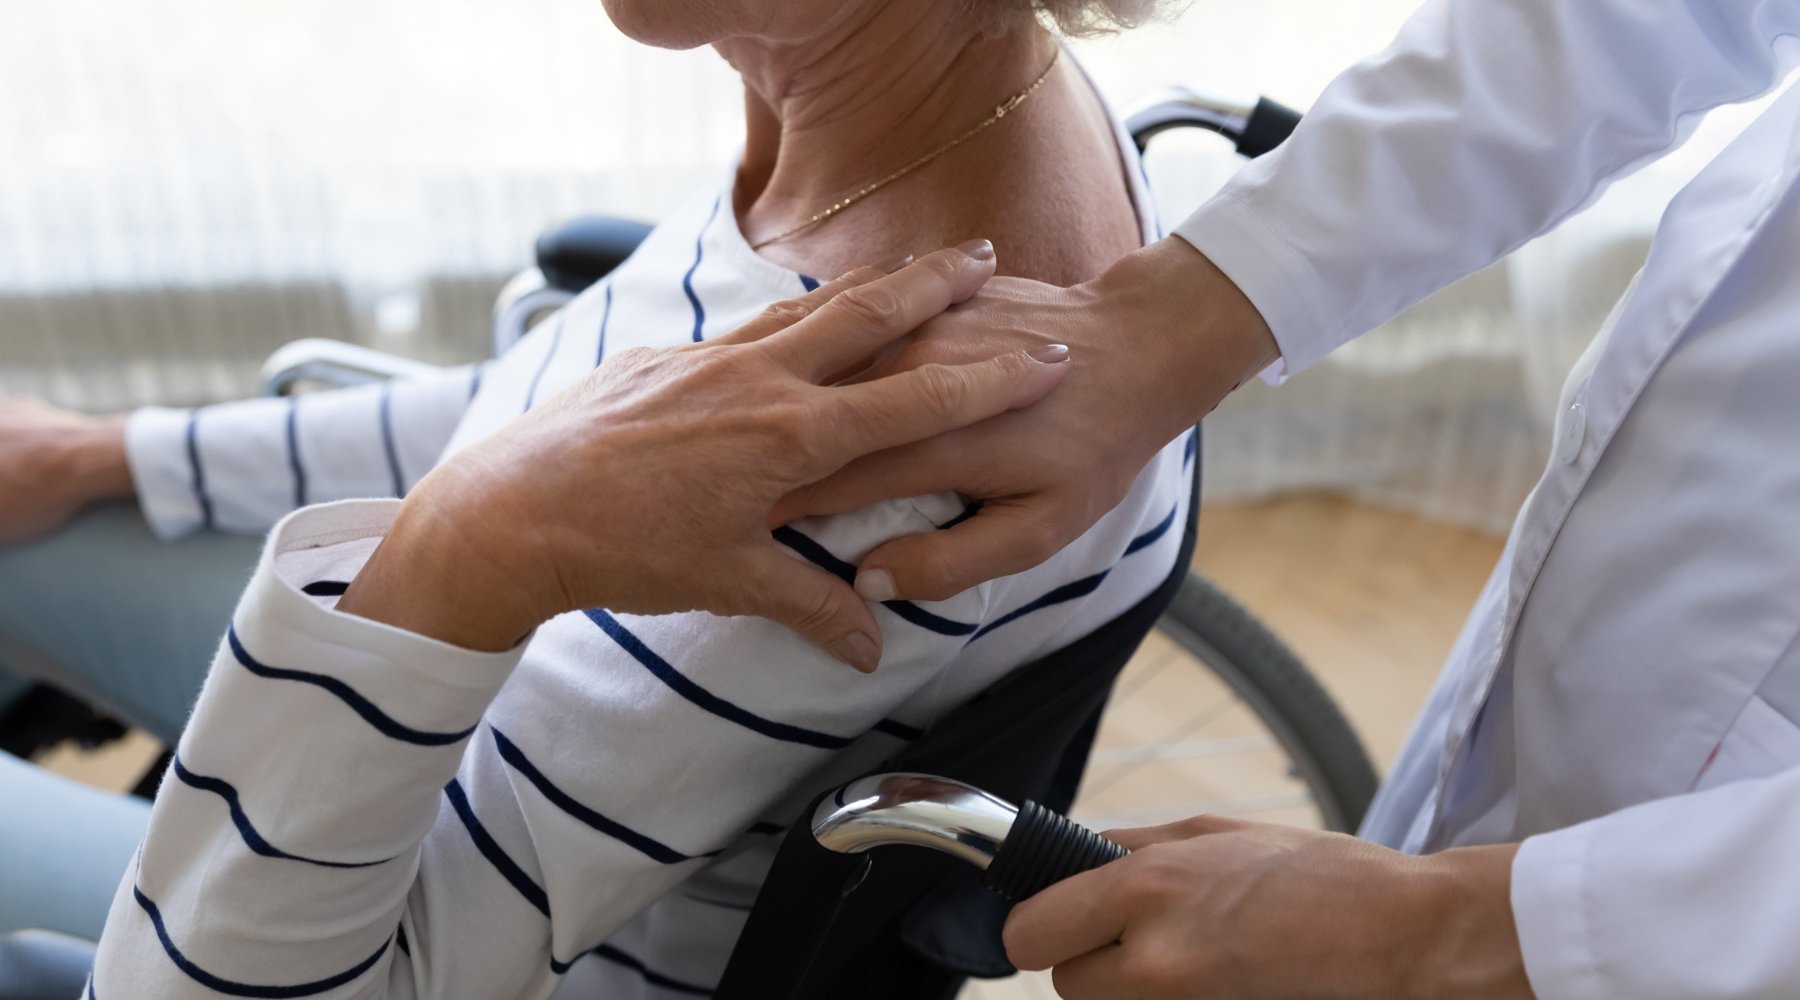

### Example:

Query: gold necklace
xmin=750 ymin=48 xmax=1061 ymax=251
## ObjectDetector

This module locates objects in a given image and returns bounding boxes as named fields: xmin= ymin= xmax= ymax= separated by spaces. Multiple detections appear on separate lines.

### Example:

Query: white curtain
xmin=0 ymin=0 xmax=1778 ymax=531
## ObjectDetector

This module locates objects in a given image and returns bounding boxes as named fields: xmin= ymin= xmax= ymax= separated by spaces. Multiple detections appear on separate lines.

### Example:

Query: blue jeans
xmin=0 ymin=504 xmax=260 ymax=937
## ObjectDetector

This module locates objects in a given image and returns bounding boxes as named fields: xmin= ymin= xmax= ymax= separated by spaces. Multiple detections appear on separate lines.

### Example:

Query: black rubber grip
xmin=980 ymin=800 xmax=1127 ymax=901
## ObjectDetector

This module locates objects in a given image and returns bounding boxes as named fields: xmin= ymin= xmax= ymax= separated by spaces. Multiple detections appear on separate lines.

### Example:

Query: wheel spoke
xmin=1086 ymin=734 xmax=1276 ymax=767
xmin=1074 ymin=790 xmax=1315 ymax=829
xmin=1078 ymin=693 xmax=1240 ymax=797
xmin=1109 ymin=642 xmax=1185 ymax=700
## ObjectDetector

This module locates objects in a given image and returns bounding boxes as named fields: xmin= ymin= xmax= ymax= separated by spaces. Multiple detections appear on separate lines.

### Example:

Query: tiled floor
xmin=34 ymin=494 xmax=1505 ymax=999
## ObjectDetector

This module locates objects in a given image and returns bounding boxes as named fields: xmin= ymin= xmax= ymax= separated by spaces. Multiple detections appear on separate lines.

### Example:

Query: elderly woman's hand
xmin=0 ymin=398 xmax=132 ymax=545
xmin=778 ymin=237 xmax=1280 ymax=602
xmin=336 ymin=247 xmax=1069 ymax=668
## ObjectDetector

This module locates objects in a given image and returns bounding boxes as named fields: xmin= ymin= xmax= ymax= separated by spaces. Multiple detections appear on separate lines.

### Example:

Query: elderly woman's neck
xmin=723 ymin=5 xmax=1057 ymax=236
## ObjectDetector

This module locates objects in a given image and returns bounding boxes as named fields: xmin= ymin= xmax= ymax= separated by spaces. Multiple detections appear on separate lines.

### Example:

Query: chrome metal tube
xmin=810 ymin=773 xmax=1020 ymax=870
xmin=1124 ymin=84 xmax=1257 ymax=145
xmin=260 ymin=338 xmax=445 ymax=396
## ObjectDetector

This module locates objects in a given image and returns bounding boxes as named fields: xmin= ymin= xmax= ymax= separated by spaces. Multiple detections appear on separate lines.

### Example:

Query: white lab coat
xmin=1176 ymin=1 xmax=1800 ymax=997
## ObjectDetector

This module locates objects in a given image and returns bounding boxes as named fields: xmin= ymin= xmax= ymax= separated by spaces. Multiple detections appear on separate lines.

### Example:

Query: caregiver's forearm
xmin=1083 ymin=236 xmax=1279 ymax=440
xmin=1177 ymin=0 xmax=1800 ymax=374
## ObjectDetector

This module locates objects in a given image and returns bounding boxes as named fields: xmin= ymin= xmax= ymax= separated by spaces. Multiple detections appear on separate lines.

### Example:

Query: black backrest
xmin=717 ymin=447 xmax=1201 ymax=1000
xmin=535 ymin=217 xmax=654 ymax=294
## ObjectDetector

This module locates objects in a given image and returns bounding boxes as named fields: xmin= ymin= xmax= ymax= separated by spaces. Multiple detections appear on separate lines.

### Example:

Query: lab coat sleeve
xmin=1175 ymin=0 xmax=1800 ymax=375
xmin=125 ymin=364 xmax=482 ymax=539
xmin=1511 ymin=764 xmax=1800 ymax=1000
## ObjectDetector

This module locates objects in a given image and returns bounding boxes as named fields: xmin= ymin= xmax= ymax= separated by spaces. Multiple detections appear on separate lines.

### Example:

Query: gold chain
xmin=749 ymin=48 xmax=1061 ymax=251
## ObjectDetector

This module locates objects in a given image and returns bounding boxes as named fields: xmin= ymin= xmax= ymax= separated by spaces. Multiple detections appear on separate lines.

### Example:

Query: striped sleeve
xmin=91 ymin=499 xmax=524 ymax=1000
xmin=89 ymin=458 xmax=1186 ymax=997
xmin=124 ymin=366 xmax=479 ymax=540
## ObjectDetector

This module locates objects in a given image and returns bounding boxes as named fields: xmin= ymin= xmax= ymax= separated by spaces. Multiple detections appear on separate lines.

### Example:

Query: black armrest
xmin=535 ymin=216 xmax=655 ymax=294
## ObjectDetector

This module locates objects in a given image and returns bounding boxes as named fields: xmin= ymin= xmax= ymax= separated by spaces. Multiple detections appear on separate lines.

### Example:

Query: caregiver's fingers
xmin=761 ymin=243 xmax=998 ymax=383
xmin=1048 ymin=947 xmax=1140 ymax=1000
xmin=819 ymin=346 xmax=1070 ymax=471
xmin=738 ymin=545 xmax=885 ymax=673
xmin=1104 ymin=814 xmax=1248 ymax=851
xmin=710 ymin=265 xmax=889 ymax=346
xmin=850 ymin=501 xmax=1077 ymax=603
xmin=770 ymin=437 xmax=948 ymax=528
xmin=1003 ymin=861 xmax=1134 ymax=973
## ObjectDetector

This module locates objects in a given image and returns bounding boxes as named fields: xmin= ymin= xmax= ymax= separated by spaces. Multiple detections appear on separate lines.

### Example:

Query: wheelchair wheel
xmin=1070 ymin=571 xmax=1379 ymax=835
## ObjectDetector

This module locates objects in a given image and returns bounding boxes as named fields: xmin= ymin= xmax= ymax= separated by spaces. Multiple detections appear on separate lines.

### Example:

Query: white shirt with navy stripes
xmin=97 ymin=83 xmax=1194 ymax=1000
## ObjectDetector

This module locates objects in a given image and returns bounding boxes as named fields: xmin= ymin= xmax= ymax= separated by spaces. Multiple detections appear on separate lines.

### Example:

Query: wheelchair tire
xmin=1152 ymin=572 xmax=1380 ymax=833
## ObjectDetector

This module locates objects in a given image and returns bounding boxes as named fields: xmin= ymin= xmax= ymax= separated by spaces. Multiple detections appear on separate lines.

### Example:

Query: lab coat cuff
xmin=1512 ymin=824 xmax=1606 ymax=1000
xmin=125 ymin=406 xmax=206 ymax=541
xmin=1173 ymin=191 xmax=1341 ymax=380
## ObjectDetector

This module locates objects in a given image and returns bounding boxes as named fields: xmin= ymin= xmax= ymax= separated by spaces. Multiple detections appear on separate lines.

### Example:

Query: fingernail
xmin=855 ymin=568 xmax=898 ymax=603
xmin=876 ymin=252 xmax=915 ymax=274
xmin=830 ymin=631 xmax=882 ymax=672
xmin=1029 ymin=344 xmax=1070 ymax=364
xmin=955 ymin=239 xmax=995 ymax=262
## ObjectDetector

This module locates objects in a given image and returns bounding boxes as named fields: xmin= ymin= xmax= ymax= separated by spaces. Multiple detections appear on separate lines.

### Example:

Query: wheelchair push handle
xmin=810 ymin=773 xmax=1126 ymax=901
xmin=983 ymin=799 xmax=1128 ymax=901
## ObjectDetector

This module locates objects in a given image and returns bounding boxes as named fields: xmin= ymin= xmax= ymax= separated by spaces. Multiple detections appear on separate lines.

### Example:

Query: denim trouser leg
xmin=0 ymin=503 xmax=262 ymax=744
xmin=0 ymin=673 xmax=28 ymax=714
xmin=0 ymin=752 xmax=150 ymax=937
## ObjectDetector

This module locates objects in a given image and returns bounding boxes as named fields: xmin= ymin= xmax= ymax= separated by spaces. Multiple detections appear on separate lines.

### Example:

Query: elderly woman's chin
xmin=598 ymin=0 xmax=845 ymax=49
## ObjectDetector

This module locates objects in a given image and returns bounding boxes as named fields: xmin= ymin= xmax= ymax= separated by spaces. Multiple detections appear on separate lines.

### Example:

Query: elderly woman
xmin=0 ymin=0 xmax=1192 ymax=995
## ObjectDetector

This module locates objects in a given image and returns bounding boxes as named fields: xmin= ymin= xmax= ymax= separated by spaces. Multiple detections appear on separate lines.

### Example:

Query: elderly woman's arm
xmin=127 ymin=364 xmax=484 ymax=539
xmin=87 ymin=251 xmax=1070 ymax=999
xmin=0 ymin=364 xmax=481 ymax=545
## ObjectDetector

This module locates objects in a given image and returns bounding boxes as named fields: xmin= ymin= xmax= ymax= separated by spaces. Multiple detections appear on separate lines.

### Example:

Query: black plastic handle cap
xmin=1236 ymin=96 xmax=1303 ymax=159
xmin=981 ymin=800 xmax=1128 ymax=901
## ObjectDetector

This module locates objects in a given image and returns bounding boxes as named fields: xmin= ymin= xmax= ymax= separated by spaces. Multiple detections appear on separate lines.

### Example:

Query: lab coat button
xmin=1557 ymin=401 xmax=1586 ymax=464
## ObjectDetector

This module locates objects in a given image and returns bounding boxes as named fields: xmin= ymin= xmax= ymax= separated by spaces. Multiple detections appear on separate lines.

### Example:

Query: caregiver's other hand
xmin=0 ymin=398 xmax=132 ymax=545
xmin=1003 ymin=816 xmax=1533 ymax=1000
xmin=338 ymin=245 xmax=1070 ymax=667
xmin=779 ymin=237 xmax=1280 ymax=602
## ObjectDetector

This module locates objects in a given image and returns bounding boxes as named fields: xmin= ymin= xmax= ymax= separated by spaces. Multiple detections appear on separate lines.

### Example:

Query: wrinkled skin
xmin=337 ymin=247 xmax=1070 ymax=667
xmin=779 ymin=238 xmax=1280 ymax=604
xmin=0 ymin=398 xmax=130 ymax=545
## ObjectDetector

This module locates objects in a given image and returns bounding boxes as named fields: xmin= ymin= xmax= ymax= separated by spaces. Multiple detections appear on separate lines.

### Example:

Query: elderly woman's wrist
xmin=59 ymin=414 xmax=134 ymax=501
xmin=336 ymin=485 xmax=546 ymax=652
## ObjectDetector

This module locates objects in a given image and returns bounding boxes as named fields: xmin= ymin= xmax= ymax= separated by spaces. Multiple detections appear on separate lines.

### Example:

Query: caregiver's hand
xmin=337 ymin=246 xmax=1069 ymax=668
xmin=0 ymin=398 xmax=132 ymax=545
xmin=1003 ymin=816 xmax=1533 ymax=1000
xmin=779 ymin=237 xmax=1280 ymax=602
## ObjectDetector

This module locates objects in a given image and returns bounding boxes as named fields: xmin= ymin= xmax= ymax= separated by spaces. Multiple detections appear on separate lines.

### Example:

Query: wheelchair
xmin=262 ymin=84 xmax=1377 ymax=839
xmin=0 ymin=85 xmax=1377 ymax=1000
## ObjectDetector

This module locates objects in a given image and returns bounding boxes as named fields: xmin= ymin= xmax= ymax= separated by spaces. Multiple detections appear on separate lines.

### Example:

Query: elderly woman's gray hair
xmin=996 ymin=0 xmax=1182 ymax=36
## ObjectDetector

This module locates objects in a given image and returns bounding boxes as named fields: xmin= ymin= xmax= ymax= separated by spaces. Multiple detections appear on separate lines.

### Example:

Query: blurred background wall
xmin=0 ymin=0 xmax=1783 ymax=531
